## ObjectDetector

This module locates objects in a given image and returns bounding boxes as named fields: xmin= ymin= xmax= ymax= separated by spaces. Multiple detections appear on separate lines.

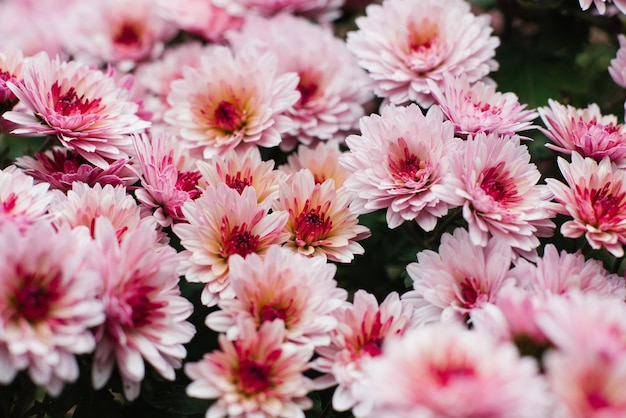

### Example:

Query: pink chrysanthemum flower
xmin=353 ymin=324 xmax=551 ymax=418
xmin=186 ymin=320 xmax=313 ymax=418
xmin=15 ymin=147 xmax=138 ymax=192
xmin=206 ymin=245 xmax=347 ymax=346
xmin=538 ymin=99 xmax=626 ymax=168
xmin=0 ymin=48 xmax=23 ymax=112
xmin=279 ymin=140 xmax=351 ymax=188
xmin=580 ymin=0 xmax=626 ymax=14
xmin=274 ymin=169 xmax=370 ymax=263
xmin=403 ymin=227 xmax=517 ymax=325
xmin=609 ymin=34 xmax=626 ymax=88
xmin=173 ymin=183 xmax=289 ymax=306
xmin=428 ymin=74 xmax=538 ymax=138
xmin=3 ymin=52 xmax=150 ymax=169
xmin=214 ymin=0 xmax=344 ymax=22
xmin=229 ymin=13 xmax=373 ymax=149
xmin=346 ymin=0 xmax=499 ymax=106
xmin=133 ymin=131 xmax=202 ymax=227
xmin=340 ymin=104 xmax=462 ymax=230
xmin=312 ymin=290 xmax=416 ymax=414
xmin=0 ymin=221 xmax=104 ymax=396
xmin=197 ymin=146 xmax=284 ymax=205
xmin=0 ymin=165 xmax=53 ymax=230
xmin=164 ymin=45 xmax=299 ymax=159
xmin=90 ymin=217 xmax=195 ymax=401
xmin=546 ymin=152 xmax=626 ymax=257
xmin=442 ymin=132 xmax=556 ymax=253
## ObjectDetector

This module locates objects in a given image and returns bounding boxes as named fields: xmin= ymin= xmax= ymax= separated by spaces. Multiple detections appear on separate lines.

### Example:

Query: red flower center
xmin=587 ymin=390 xmax=611 ymax=410
xmin=293 ymin=201 xmax=332 ymax=246
xmin=432 ymin=365 xmax=475 ymax=386
xmin=213 ymin=100 xmax=244 ymax=132
xmin=389 ymin=141 xmax=431 ymax=187
xmin=221 ymin=224 xmax=260 ymax=258
xmin=458 ymin=277 xmax=483 ymax=310
xmin=260 ymin=304 xmax=287 ymax=323
xmin=115 ymin=23 xmax=141 ymax=46
xmin=15 ymin=283 xmax=50 ymax=322
xmin=479 ymin=163 xmax=519 ymax=204
xmin=297 ymin=81 xmax=318 ymax=106
xmin=51 ymin=82 xmax=102 ymax=117
xmin=225 ymin=172 xmax=252 ymax=194
xmin=581 ymin=182 xmax=626 ymax=225
xmin=176 ymin=170 xmax=202 ymax=200
xmin=238 ymin=359 xmax=271 ymax=393
xmin=118 ymin=284 xmax=167 ymax=328
xmin=361 ymin=339 xmax=384 ymax=357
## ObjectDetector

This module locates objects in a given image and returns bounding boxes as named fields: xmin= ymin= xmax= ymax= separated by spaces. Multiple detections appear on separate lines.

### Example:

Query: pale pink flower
xmin=173 ymin=183 xmax=289 ymax=306
xmin=538 ymin=99 xmax=626 ymax=168
xmin=0 ymin=48 xmax=23 ymax=112
xmin=0 ymin=221 xmax=104 ymax=396
xmin=339 ymin=104 xmax=462 ymax=230
xmin=428 ymin=74 xmax=538 ymax=138
xmin=90 ymin=217 xmax=195 ymax=401
xmin=280 ymin=140 xmax=351 ymax=188
xmin=197 ymin=146 xmax=284 ymax=205
xmin=15 ymin=147 xmax=138 ymax=192
xmin=133 ymin=131 xmax=202 ymax=227
xmin=3 ymin=52 xmax=150 ymax=169
xmin=274 ymin=169 xmax=370 ymax=263
xmin=442 ymin=132 xmax=556 ymax=253
xmin=0 ymin=165 xmax=53 ymax=230
xmin=353 ymin=324 xmax=551 ymax=418
xmin=228 ymin=13 xmax=373 ymax=149
xmin=155 ymin=0 xmax=243 ymax=43
xmin=186 ymin=320 xmax=313 ymax=418
xmin=60 ymin=0 xmax=177 ymax=71
xmin=346 ymin=0 xmax=499 ymax=106
xmin=580 ymin=0 xmax=626 ymax=14
xmin=164 ymin=45 xmax=299 ymax=159
xmin=609 ymin=34 xmax=626 ymax=88
xmin=206 ymin=245 xmax=347 ymax=346
xmin=214 ymin=0 xmax=344 ymax=22
xmin=403 ymin=227 xmax=517 ymax=325
xmin=546 ymin=152 xmax=626 ymax=257
xmin=312 ymin=290 xmax=416 ymax=413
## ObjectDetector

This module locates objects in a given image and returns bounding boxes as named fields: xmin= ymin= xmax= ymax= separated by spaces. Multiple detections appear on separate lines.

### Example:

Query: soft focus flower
xmin=15 ymin=147 xmax=138 ymax=192
xmin=0 ymin=48 xmax=23 ymax=112
xmin=275 ymin=169 xmax=370 ymax=262
xmin=0 ymin=221 xmax=104 ymax=396
xmin=0 ymin=165 xmax=53 ymax=229
xmin=346 ymin=0 xmax=499 ymax=106
xmin=579 ymin=0 xmax=626 ymax=14
xmin=538 ymin=99 xmax=626 ymax=168
xmin=164 ymin=45 xmax=299 ymax=159
xmin=546 ymin=152 xmax=626 ymax=257
xmin=91 ymin=217 xmax=195 ymax=401
xmin=403 ymin=227 xmax=517 ymax=325
xmin=609 ymin=34 xmax=626 ymax=88
xmin=3 ymin=52 xmax=150 ymax=168
xmin=133 ymin=131 xmax=202 ymax=227
xmin=206 ymin=245 xmax=347 ymax=346
xmin=186 ymin=320 xmax=313 ymax=418
xmin=340 ymin=104 xmax=461 ymax=230
xmin=313 ymin=290 xmax=416 ymax=414
xmin=428 ymin=74 xmax=538 ymax=138
xmin=229 ymin=13 xmax=373 ymax=149
xmin=197 ymin=146 xmax=284 ymax=205
xmin=280 ymin=140 xmax=351 ymax=188
xmin=173 ymin=183 xmax=289 ymax=306
xmin=214 ymin=0 xmax=344 ymax=22
xmin=353 ymin=323 xmax=551 ymax=418
xmin=442 ymin=132 xmax=556 ymax=253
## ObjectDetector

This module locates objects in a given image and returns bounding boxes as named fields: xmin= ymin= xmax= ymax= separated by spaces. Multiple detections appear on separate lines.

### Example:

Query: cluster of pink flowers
xmin=2 ymin=0 xmax=626 ymax=416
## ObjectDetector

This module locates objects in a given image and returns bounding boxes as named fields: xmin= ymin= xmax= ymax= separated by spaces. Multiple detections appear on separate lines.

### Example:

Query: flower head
xmin=0 ymin=48 xmax=23 ymax=112
xmin=214 ymin=0 xmax=344 ymax=22
xmin=280 ymin=140 xmax=351 ymax=188
xmin=0 ymin=165 xmax=53 ymax=230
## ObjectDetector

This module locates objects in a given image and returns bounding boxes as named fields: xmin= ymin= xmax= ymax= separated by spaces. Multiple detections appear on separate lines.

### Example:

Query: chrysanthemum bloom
xmin=213 ymin=0 xmax=344 ymax=22
xmin=15 ymin=147 xmax=138 ymax=192
xmin=538 ymin=99 xmax=626 ymax=168
xmin=173 ymin=183 xmax=290 ymax=306
xmin=90 ymin=217 xmax=195 ymax=401
xmin=279 ymin=140 xmax=351 ymax=188
xmin=546 ymin=153 xmax=626 ymax=257
xmin=339 ymin=104 xmax=462 ymax=230
xmin=0 ymin=48 xmax=23 ymax=113
xmin=0 ymin=165 xmax=54 ymax=229
xmin=186 ymin=320 xmax=313 ymax=418
xmin=403 ymin=227 xmax=517 ymax=325
xmin=164 ymin=45 xmax=299 ymax=159
xmin=441 ymin=132 xmax=556 ymax=253
xmin=346 ymin=0 xmax=499 ymax=106
xmin=228 ymin=14 xmax=373 ymax=149
xmin=3 ymin=52 xmax=150 ymax=168
xmin=0 ymin=221 xmax=104 ymax=396
xmin=206 ymin=245 xmax=346 ymax=346
xmin=353 ymin=324 xmax=551 ymax=418
xmin=133 ymin=131 xmax=202 ymax=227
xmin=197 ymin=146 xmax=284 ymax=206
xmin=579 ymin=0 xmax=626 ymax=14
xmin=427 ymin=74 xmax=538 ymax=138
xmin=274 ymin=169 xmax=370 ymax=263
xmin=609 ymin=34 xmax=626 ymax=88
xmin=60 ymin=0 xmax=177 ymax=71
xmin=312 ymin=290 xmax=416 ymax=413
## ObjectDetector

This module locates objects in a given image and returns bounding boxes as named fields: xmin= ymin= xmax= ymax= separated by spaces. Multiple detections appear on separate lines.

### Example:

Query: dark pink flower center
xmin=115 ymin=23 xmax=141 ymax=46
xmin=579 ymin=182 xmax=626 ymax=225
xmin=260 ymin=304 xmax=287 ymax=323
xmin=297 ymin=81 xmax=318 ymax=106
xmin=176 ymin=170 xmax=202 ymax=200
xmin=480 ymin=163 xmax=518 ymax=204
xmin=432 ymin=365 xmax=475 ymax=386
xmin=458 ymin=277 xmax=483 ymax=309
xmin=120 ymin=285 xmax=167 ymax=328
xmin=361 ymin=339 xmax=384 ymax=357
xmin=587 ymin=390 xmax=610 ymax=410
xmin=213 ymin=100 xmax=243 ymax=132
xmin=225 ymin=172 xmax=252 ymax=194
xmin=221 ymin=224 xmax=260 ymax=258
xmin=238 ymin=359 xmax=271 ymax=393
xmin=0 ymin=70 xmax=11 ymax=83
xmin=14 ymin=283 xmax=50 ymax=322
xmin=51 ymin=82 xmax=102 ymax=117
xmin=293 ymin=201 xmax=332 ymax=245
xmin=389 ymin=143 xmax=431 ymax=187
xmin=350 ymin=311 xmax=390 ymax=359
